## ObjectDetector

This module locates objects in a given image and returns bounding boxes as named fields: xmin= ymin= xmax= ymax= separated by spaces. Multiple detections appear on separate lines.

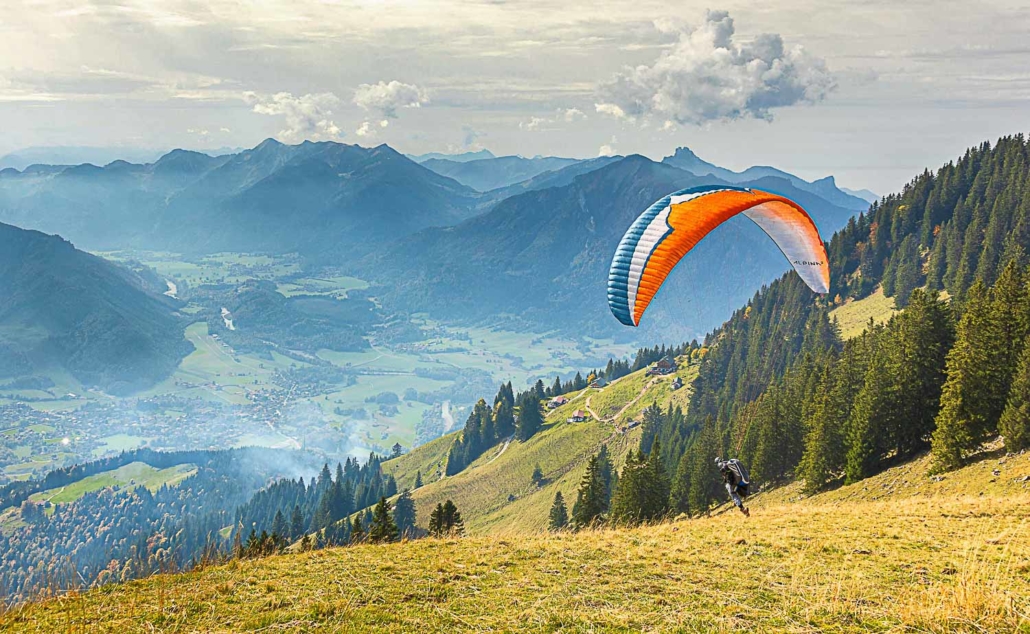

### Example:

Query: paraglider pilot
xmin=716 ymin=457 xmax=750 ymax=517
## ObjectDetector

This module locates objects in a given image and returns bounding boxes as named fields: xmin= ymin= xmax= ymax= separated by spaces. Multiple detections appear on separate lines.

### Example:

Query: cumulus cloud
xmin=519 ymin=116 xmax=548 ymax=131
xmin=595 ymin=102 xmax=629 ymax=120
xmin=596 ymin=10 xmax=835 ymax=125
xmin=598 ymin=137 xmax=618 ymax=157
xmin=353 ymin=80 xmax=426 ymax=118
xmin=244 ymin=91 xmax=342 ymax=141
xmin=562 ymin=107 xmax=586 ymax=122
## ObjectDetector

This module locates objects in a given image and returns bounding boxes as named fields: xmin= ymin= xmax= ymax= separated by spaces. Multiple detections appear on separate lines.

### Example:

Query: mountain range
xmin=0 ymin=223 xmax=191 ymax=394
xmin=662 ymin=147 xmax=872 ymax=211
xmin=0 ymin=140 xmax=871 ymax=341
xmin=419 ymin=155 xmax=580 ymax=191
xmin=0 ymin=140 xmax=480 ymax=256
xmin=359 ymin=154 xmax=860 ymax=342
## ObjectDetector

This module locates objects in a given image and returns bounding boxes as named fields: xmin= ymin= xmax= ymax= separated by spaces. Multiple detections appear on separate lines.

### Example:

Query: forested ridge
xmin=0 ymin=449 xmax=399 ymax=606
xmin=639 ymin=134 xmax=1030 ymax=515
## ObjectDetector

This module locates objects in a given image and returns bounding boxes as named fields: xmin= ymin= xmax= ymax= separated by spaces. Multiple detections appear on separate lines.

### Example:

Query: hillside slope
xmin=0 ymin=223 xmax=191 ymax=394
xmin=5 ymin=450 xmax=1027 ymax=632
xmin=382 ymin=360 xmax=697 ymax=534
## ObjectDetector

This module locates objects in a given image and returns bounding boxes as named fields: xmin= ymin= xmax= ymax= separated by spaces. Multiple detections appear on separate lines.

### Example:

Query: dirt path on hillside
xmin=485 ymin=436 xmax=514 ymax=466
xmin=585 ymin=377 xmax=660 ymax=423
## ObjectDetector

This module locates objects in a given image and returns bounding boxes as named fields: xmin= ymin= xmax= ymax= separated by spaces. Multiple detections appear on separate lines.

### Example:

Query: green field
xmin=276 ymin=276 xmax=370 ymax=299
xmin=92 ymin=434 xmax=150 ymax=457
xmin=829 ymin=286 xmax=898 ymax=339
xmin=139 ymin=322 xmax=301 ymax=404
xmin=27 ymin=462 xmax=197 ymax=506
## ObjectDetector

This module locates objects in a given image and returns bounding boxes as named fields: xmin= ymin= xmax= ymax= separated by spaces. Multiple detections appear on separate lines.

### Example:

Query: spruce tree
xmin=515 ymin=391 xmax=544 ymax=441
xmin=350 ymin=515 xmax=364 ymax=543
xmin=414 ymin=470 xmax=423 ymax=489
xmin=531 ymin=464 xmax=544 ymax=486
xmin=609 ymin=450 xmax=645 ymax=524
xmin=429 ymin=503 xmax=445 ymax=536
xmin=290 ymin=505 xmax=304 ymax=539
xmin=931 ymin=282 xmax=998 ymax=472
xmin=548 ymin=491 xmax=568 ymax=531
xmin=270 ymin=509 xmax=287 ymax=539
xmin=368 ymin=497 xmax=399 ymax=543
xmin=1000 ymin=337 xmax=1030 ymax=452
xmin=393 ymin=489 xmax=417 ymax=538
xmin=571 ymin=454 xmax=608 ymax=526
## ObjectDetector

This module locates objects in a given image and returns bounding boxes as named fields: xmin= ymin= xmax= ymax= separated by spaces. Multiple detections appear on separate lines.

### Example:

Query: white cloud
xmin=519 ymin=116 xmax=548 ymax=131
xmin=598 ymin=136 xmax=617 ymax=157
xmin=562 ymin=107 xmax=586 ymax=122
xmin=353 ymin=80 xmax=426 ymax=118
xmin=219 ymin=126 xmax=231 ymax=133
xmin=596 ymin=10 xmax=836 ymax=125
xmin=244 ymin=91 xmax=342 ymax=141
xmin=594 ymin=102 xmax=628 ymax=119
xmin=355 ymin=121 xmax=374 ymax=137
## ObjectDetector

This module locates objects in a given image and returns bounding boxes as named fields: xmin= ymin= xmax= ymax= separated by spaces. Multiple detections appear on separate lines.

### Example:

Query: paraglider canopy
xmin=608 ymin=185 xmax=830 ymax=327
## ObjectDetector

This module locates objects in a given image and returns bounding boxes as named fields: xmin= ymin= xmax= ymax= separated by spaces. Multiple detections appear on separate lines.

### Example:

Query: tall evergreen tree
xmin=548 ymin=491 xmax=569 ymax=531
xmin=1000 ymin=337 xmax=1030 ymax=452
xmin=290 ymin=505 xmax=304 ymax=540
xmin=571 ymin=454 xmax=608 ymax=526
xmin=368 ymin=497 xmax=399 ymax=543
xmin=515 ymin=391 xmax=544 ymax=441
xmin=393 ymin=489 xmax=417 ymax=538
xmin=931 ymin=282 xmax=1001 ymax=472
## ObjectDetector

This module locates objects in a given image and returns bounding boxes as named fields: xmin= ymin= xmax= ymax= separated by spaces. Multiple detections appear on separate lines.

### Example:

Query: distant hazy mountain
xmin=0 ymin=140 xmax=480 ymax=255
xmin=360 ymin=155 xmax=858 ymax=342
xmin=0 ymin=146 xmax=169 ymax=171
xmin=663 ymin=147 xmax=871 ymax=211
xmin=420 ymin=156 xmax=581 ymax=192
xmin=841 ymin=186 xmax=879 ymax=203
xmin=0 ymin=223 xmax=191 ymax=394
xmin=157 ymin=140 xmax=481 ymax=255
xmin=408 ymin=149 xmax=495 ymax=163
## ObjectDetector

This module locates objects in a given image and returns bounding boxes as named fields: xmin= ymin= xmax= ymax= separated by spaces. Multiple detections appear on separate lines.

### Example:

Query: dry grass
xmin=4 ymin=489 xmax=1028 ymax=632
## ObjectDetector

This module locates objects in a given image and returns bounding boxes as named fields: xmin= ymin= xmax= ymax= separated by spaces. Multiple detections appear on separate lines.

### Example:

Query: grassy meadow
xmin=4 ymin=450 xmax=1027 ymax=633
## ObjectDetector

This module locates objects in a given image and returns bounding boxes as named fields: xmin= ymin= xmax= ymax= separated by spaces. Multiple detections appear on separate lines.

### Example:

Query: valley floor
xmin=3 ymin=452 xmax=1029 ymax=633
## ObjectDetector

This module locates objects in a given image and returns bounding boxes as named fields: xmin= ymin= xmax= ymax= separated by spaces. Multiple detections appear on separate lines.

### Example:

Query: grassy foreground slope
xmin=4 ymin=451 xmax=1028 ymax=633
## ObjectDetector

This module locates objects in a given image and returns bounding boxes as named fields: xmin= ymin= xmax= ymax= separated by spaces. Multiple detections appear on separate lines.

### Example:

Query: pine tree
xmin=442 ymin=500 xmax=464 ymax=535
xmin=571 ymin=454 xmax=608 ymax=526
xmin=393 ymin=489 xmax=417 ymax=538
xmin=414 ymin=470 xmax=423 ymax=489
xmin=1000 ymin=337 xmax=1030 ymax=452
xmin=531 ymin=464 xmax=544 ymax=486
xmin=270 ymin=510 xmax=287 ymax=539
xmin=290 ymin=505 xmax=304 ymax=539
xmin=368 ymin=497 xmax=399 ymax=543
xmin=548 ymin=491 xmax=569 ymax=531
xmin=931 ymin=282 xmax=999 ymax=472
xmin=429 ymin=503 xmax=445 ymax=536
xmin=350 ymin=515 xmax=364 ymax=543
xmin=515 ymin=391 xmax=544 ymax=441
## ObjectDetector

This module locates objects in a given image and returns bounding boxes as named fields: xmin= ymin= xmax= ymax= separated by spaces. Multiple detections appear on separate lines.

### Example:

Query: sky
xmin=1 ymin=0 xmax=1029 ymax=193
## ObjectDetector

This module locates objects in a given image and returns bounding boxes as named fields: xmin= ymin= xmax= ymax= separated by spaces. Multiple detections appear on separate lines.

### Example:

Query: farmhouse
xmin=671 ymin=376 xmax=684 ymax=390
xmin=547 ymin=396 xmax=569 ymax=409
xmin=647 ymin=356 xmax=678 ymax=376
xmin=568 ymin=410 xmax=588 ymax=423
